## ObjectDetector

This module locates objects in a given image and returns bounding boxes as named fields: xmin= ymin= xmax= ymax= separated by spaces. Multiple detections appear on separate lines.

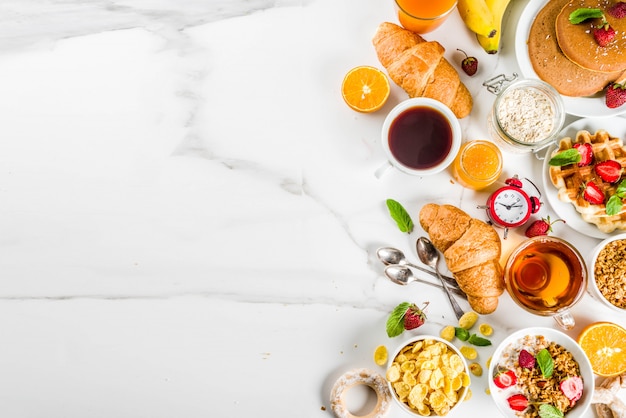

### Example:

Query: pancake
xmin=528 ymin=0 xmax=623 ymax=96
xmin=556 ymin=0 xmax=626 ymax=73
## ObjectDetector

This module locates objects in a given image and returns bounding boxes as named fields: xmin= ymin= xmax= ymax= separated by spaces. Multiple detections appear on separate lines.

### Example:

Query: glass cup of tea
xmin=504 ymin=236 xmax=588 ymax=330
xmin=376 ymin=98 xmax=462 ymax=178
xmin=394 ymin=0 xmax=458 ymax=34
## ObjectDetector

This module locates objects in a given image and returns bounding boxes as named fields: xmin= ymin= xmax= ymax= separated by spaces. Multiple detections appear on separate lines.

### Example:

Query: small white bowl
xmin=380 ymin=98 xmax=462 ymax=177
xmin=387 ymin=335 xmax=469 ymax=416
xmin=488 ymin=327 xmax=594 ymax=418
xmin=588 ymin=233 xmax=626 ymax=315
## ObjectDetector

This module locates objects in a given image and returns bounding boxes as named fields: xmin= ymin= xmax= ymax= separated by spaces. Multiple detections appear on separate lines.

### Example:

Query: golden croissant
xmin=372 ymin=22 xmax=473 ymax=119
xmin=419 ymin=203 xmax=504 ymax=314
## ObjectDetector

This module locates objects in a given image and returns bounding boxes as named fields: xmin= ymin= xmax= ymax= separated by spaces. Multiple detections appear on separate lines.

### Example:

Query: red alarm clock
xmin=479 ymin=176 xmax=542 ymax=239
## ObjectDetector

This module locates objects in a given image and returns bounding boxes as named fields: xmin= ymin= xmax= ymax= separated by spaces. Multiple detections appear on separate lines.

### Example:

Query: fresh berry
xmin=457 ymin=49 xmax=478 ymax=76
xmin=560 ymin=376 xmax=584 ymax=402
xmin=573 ymin=143 xmax=593 ymax=166
xmin=595 ymin=160 xmax=623 ymax=183
xmin=606 ymin=82 xmax=626 ymax=109
xmin=493 ymin=370 xmax=517 ymax=389
xmin=524 ymin=216 xmax=565 ymax=238
xmin=518 ymin=349 xmax=537 ymax=368
xmin=507 ymin=394 xmax=529 ymax=411
xmin=608 ymin=2 xmax=626 ymax=18
xmin=582 ymin=181 xmax=605 ymax=205
xmin=593 ymin=23 xmax=616 ymax=46
xmin=403 ymin=303 xmax=427 ymax=330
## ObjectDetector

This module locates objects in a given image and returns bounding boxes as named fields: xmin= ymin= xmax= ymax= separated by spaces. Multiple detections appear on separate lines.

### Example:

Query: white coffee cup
xmin=376 ymin=98 xmax=462 ymax=178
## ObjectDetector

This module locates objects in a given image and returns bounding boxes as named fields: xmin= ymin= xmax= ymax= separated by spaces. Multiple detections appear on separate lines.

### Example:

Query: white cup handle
xmin=375 ymin=161 xmax=392 ymax=179
xmin=553 ymin=311 xmax=575 ymax=330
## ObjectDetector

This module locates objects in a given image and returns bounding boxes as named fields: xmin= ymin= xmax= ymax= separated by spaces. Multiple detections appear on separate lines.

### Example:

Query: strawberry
xmin=524 ymin=216 xmax=565 ymax=238
xmin=573 ymin=143 xmax=593 ymax=166
xmin=518 ymin=349 xmax=536 ymax=369
xmin=593 ymin=23 xmax=616 ymax=46
xmin=403 ymin=303 xmax=427 ymax=330
xmin=493 ymin=370 xmax=517 ymax=389
xmin=606 ymin=82 xmax=626 ymax=109
xmin=608 ymin=2 xmax=626 ymax=18
xmin=582 ymin=181 xmax=605 ymax=205
xmin=457 ymin=49 xmax=478 ymax=76
xmin=507 ymin=394 xmax=528 ymax=411
xmin=560 ymin=376 xmax=584 ymax=402
xmin=595 ymin=160 xmax=623 ymax=183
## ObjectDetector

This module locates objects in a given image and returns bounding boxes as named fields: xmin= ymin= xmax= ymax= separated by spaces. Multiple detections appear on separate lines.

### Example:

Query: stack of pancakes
xmin=528 ymin=0 xmax=626 ymax=97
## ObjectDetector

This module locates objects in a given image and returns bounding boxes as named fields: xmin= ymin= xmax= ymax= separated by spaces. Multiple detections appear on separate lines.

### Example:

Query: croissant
xmin=419 ymin=203 xmax=505 ymax=314
xmin=372 ymin=22 xmax=473 ymax=119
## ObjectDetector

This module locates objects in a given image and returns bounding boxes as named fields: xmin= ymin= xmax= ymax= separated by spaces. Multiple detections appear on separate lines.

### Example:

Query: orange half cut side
xmin=577 ymin=321 xmax=626 ymax=377
xmin=341 ymin=66 xmax=390 ymax=113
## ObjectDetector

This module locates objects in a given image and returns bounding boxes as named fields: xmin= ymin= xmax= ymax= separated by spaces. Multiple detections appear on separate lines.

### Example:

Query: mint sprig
xmin=386 ymin=199 xmax=414 ymax=233
xmin=386 ymin=302 xmax=411 ymax=338
xmin=468 ymin=334 xmax=492 ymax=346
xmin=548 ymin=149 xmax=581 ymax=166
xmin=538 ymin=404 xmax=564 ymax=418
xmin=537 ymin=348 xmax=554 ymax=378
xmin=606 ymin=179 xmax=626 ymax=215
xmin=569 ymin=8 xmax=604 ymax=24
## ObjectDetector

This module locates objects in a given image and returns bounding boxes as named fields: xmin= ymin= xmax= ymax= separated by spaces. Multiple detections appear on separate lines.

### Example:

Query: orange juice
xmin=395 ymin=0 xmax=458 ymax=33
xmin=453 ymin=140 xmax=503 ymax=190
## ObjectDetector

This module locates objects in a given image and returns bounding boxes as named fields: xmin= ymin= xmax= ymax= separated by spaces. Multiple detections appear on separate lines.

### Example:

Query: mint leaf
xmin=455 ymin=327 xmax=470 ymax=341
xmin=386 ymin=199 xmax=414 ymax=233
xmin=538 ymin=404 xmax=564 ymax=418
xmin=537 ymin=348 xmax=554 ymax=378
xmin=386 ymin=302 xmax=411 ymax=338
xmin=468 ymin=334 xmax=492 ymax=346
xmin=606 ymin=194 xmax=623 ymax=215
xmin=569 ymin=8 xmax=604 ymax=24
xmin=616 ymin=179 xmax=626 ymax=197
xmin=548 ymin=149 xmax=581 ymax=166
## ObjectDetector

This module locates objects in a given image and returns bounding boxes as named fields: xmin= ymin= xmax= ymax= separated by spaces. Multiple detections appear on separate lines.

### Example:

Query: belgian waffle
xmin=549 ymin=129 xmax=626 ymax=233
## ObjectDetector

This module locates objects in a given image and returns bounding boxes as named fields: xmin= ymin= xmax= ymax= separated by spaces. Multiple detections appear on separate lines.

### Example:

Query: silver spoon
xmin=384 ymin=265 xmax=467 ymax=299
xmin=376 ymin=247 xmax=458 ymax=288
xmin=416 ymin=237 xmax=466 ymax=320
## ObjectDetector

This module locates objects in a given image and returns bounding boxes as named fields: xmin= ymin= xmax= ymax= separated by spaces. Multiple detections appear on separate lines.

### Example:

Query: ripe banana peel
xmin=476 ymin=0 xmax=514 ymax=54
xmin=457 ymin=0 xmax=498 ymax=39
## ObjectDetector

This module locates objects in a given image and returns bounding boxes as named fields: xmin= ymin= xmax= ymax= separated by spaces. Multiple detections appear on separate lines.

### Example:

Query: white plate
xmin=515 ymin=0 xmax=626 ymax=118
xmin=488 ymin=327 xmax=594 ymax=418
xmin=542 ymin=117 xmax=626 ymax=239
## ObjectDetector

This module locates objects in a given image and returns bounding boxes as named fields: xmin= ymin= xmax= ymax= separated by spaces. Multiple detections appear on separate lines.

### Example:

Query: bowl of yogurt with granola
xmin=488 ymin=327 xmax=594 ymax=417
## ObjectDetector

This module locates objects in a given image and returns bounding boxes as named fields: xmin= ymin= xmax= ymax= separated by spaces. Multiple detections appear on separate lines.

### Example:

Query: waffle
xmin=549 ymin=129 xmax=626 ymax=233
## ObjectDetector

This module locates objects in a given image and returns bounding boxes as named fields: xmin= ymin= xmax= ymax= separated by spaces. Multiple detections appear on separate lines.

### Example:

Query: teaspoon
xmin=376 ymin=247 xmax=458 ymax=288
xmin=416 ymin=237 xmax=466 ymax=320
xmin=384 ymin=265 xmax=467 ymax=299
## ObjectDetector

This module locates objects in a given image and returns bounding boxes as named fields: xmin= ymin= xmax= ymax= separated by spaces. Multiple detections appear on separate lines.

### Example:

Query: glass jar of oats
xmin=488 ymin=79 xmax=565 ymax=154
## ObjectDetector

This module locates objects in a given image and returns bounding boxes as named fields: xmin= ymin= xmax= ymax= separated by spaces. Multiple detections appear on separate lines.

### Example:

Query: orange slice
xmin=341 ymin=66 xmax=390 ymax=113
xmin=577 ymin=322 xmax=626 ymax=377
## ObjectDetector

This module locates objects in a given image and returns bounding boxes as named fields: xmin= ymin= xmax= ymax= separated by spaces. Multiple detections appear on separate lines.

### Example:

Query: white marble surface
xmin=0 ymin=0 xmax=624 ymax=416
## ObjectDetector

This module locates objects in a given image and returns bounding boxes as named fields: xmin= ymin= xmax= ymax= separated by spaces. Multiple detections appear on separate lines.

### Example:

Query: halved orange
xmin=577 ymin=322 xmax=626 ymax=377
xmin=341 ymin=66 xmax=390 ymax=113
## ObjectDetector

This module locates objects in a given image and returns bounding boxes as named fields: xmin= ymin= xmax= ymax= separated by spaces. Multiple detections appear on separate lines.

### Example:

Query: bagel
xmin=330 ymin=368 xmax=392 ymax=418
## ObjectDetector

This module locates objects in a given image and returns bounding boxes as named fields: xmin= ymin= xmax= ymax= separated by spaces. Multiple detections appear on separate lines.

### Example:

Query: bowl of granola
xmin=488 ymin=327 xmax=594 ymax=418
xmin=588 ymin=233 xmax=626 ymax=314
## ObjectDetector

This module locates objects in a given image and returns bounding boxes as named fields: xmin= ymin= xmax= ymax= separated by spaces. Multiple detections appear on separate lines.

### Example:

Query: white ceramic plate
xmin=542 ymin=117 xmax=626 ymax=239
xmin=515 ymin=0 xmax=626 ymax=118
xmin=488 ymin=327 xmax=594 ymax=418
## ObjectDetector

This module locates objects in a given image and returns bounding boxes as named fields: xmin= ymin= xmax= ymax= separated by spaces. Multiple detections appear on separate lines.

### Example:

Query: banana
xmin=476 ymin=0 xmax=514 ymax=54
xmin=457 ymin=0 xmax=498 ymax=39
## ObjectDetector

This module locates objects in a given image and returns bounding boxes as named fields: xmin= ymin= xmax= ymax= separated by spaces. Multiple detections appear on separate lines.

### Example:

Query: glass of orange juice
xmin=395 ymin=0 xmax=458 ymax=34
xmin=453 ymin=140 xmax=503 ymax=190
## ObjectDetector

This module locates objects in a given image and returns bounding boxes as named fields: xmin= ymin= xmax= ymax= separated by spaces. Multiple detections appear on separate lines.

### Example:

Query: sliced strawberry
xmin=518 ymin=349 xmax=536 ymax=369
xmin=582 ymin=181 xmax=604 ymax=205
xmin=507 ymin=394 xmax=528 ymax=411
xmin=493 ymin=370 xmax=517 ymax=389
xmin=560 ymin=376 xmax=583 ymax=402
xmin=595 ymin=160 xmax=623 ymax=183
xmin=573 ymin=143 xmax=593 ymax=166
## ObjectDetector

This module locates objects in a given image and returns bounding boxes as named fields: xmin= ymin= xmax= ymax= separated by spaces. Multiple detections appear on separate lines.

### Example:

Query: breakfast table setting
xmin=0 ymin=0 xmax=625 ymax=417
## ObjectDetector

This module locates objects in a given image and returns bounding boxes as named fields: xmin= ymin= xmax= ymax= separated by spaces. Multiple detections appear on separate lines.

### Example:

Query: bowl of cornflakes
xmin=588 ymin=233 xmax=626 ymax=314
xmin=488 ymin=327 xmax=594 ymax=418
xmin=385 ymin=335 xmax=470 ymax=416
